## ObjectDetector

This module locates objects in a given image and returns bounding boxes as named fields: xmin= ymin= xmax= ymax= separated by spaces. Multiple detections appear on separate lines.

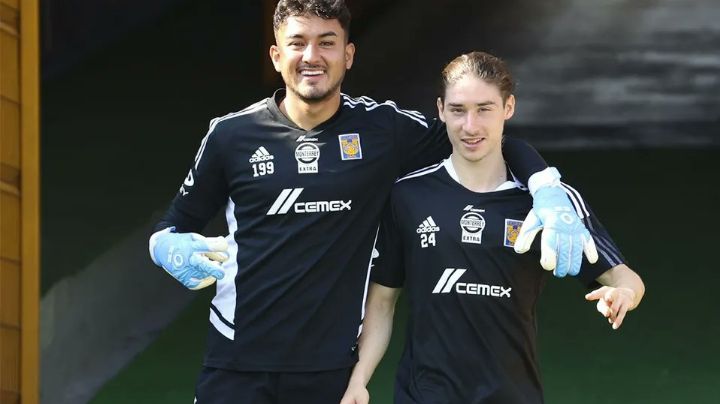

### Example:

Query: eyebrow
xmin=448 ymin=101 xmax=496 ymax=107
xmin=286 ymin=31 xmax=338 ymax=40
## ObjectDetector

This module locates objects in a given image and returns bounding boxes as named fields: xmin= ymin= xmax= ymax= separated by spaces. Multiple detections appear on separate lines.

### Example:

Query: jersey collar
xmin=268 ymin=89 xmax=344 ymax=132
xmin=442 ymin=158 xmax=522 ymax=191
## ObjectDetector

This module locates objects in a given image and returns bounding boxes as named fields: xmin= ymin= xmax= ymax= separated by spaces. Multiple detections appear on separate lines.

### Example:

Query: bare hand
xmin=585 ymin=286 xmax=636 ymax=330
xmin=339 ymin=383 xmax=369 ymax=404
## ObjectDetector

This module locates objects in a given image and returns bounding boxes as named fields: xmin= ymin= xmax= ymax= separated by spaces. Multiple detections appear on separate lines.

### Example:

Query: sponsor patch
xmin=504 ymin=219 xmax=523 ymax=247
xmin=460 ymin=210 xmax=485 ymax=244
xmin=295 ymin=143 xmax=320 ymax=173
xmin=338 ymin=133 xmax=362 ymax=160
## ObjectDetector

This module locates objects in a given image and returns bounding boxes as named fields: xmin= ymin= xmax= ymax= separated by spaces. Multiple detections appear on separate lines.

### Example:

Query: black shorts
xmin=194 ymin=366 xmax=352 ymax=404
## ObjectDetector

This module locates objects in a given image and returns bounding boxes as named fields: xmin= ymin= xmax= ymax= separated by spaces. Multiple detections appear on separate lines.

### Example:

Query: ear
xmin=345 ymin=42 xmax=356 ymax=70
xmin=436 ymin=97 xmax=446 ymax=123
xmin=269 ymin=44 xmax=281 ymax=72
xmin=504 ymin=94 xmax=515 ymax=120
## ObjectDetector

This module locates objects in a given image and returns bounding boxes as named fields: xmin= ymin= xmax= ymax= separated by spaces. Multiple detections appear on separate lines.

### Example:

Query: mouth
xmin=298 ymin=67 xmax=326 ymax=78
xmin=461 ymin=137 xmax=486 ymax=146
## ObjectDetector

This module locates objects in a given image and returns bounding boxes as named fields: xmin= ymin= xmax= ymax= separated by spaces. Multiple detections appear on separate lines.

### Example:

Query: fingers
xmin=190 ymin=254 xmax=226 ymax=280
xmin=189 ymin=276 xmax=217 ymax=291
xmin=190 ymin=233 xmax=229 ymax=253
xmin=612 ymin=303 xmax=629 ymax=330
xmin=514 ymin=210 xmax=542 ymax=254
xmin=582 ymin=233 xmax=599 ymax=264
xmin=585 ymin=286 xmax=610 ymax=301
xmin=553 ymin=233 xmax=571 ymax=277
xmin=586 ymin=287 xmax=633 ymax=330
xmin=539 ymin=230 xmax=558 ymax=273
xmin=567 ymin=236 xmax=583 ymax=276
xmin=204 ymin=251 xmax=230 ymax=263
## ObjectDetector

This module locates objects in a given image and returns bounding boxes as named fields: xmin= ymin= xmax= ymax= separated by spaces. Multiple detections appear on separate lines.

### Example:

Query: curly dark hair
xmin=273 ymin=0 xmax=351 ymax=38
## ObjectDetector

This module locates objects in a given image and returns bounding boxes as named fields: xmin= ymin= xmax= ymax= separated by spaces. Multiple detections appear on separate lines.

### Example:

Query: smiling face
xmin=437 ymin=74 xmax=515 ymax=164
xmin=270 ymin=15 xmax=355 ymax=104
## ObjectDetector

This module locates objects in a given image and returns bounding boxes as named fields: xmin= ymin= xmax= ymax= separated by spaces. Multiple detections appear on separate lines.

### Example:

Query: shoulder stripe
xmin=395 ymin=162 xmax=444 ymax=183
xmin=561 ymin=183 xmax=590 ymax=218
xmin=594 ymin=234 xmax=623 ymax=266
xmin=561 ymin=183 xmax=624 ymax=266
xmin=342 ymin=94 xmax=428 ymax=128
xmin=194 ymin=99 xmax=268 ymax=168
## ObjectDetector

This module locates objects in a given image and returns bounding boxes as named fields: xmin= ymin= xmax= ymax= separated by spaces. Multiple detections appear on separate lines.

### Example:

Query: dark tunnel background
xmin=38 ymin=0 xmax=719 ymax=403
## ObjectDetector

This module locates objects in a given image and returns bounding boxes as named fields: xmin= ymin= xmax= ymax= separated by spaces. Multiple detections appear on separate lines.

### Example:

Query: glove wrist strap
xmin=528 ymin=167 xmax=561 ymax=196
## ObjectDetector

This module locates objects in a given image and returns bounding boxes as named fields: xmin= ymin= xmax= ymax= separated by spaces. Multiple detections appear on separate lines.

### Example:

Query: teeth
xmin=301 ymin=70 xmax=323 ymax=76
xmin=464 ymin=139 xmax=482 ymax=144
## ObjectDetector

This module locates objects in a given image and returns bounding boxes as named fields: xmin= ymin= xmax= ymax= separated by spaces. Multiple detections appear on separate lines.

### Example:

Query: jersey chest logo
xmin=460 ymin=205 xmax=486 ymax=244
xmin=416 ymin=216 xmax=440 ymax=248
xmin=250 ymin=146 xmax=275 ymax=177
xmin=295 ymin=143 xmax=320 ymax=174
xmin=338 ymin=133 xmax=362 ymax=160
xmin=504 ymin=219 xmax=523 ymax=248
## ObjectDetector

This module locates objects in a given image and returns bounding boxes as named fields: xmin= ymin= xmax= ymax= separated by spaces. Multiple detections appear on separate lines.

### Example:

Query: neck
xmin=279 ymin=89 xmax=341 ymax=130
xmin=450 ymin=151 xmax=507 ymax=192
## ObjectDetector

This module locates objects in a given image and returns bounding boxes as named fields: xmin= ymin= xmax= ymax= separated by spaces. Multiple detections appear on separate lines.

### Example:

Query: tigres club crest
xmin=504 ymin=219 xmax=523 ymax=247
xmin=338 ymin=133 xmax=362 ymax=160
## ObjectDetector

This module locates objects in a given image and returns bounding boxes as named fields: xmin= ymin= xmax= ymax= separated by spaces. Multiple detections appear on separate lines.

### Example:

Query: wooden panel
xmin=1 ymin=98 xmax=20 ymax=169
xmin=0 ymin=326 xmax=20 ymax=395
xmin=0 ymin=30 xmax=19 ymax=102
xmin=1 ymin=259 xmax=20 ymax=327
xmin=20 ymin=0 xmax=41 ymax=402
xmin=0 ymin=390 xmax=20 ymax=403
xmin=0 ymin=0 xmax=18 ymax=12
xmin=0 ymin=163 xmax=19 ymax=189
xmin=0 ymin=192 xmax=19 ymax=261
xmin=0 ymin=3 xmax=18 ymax=34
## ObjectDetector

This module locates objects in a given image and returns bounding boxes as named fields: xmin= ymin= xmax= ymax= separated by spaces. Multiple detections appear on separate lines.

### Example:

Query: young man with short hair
xmin=340 ymin=51 xmax=644 ymax=404
xmin=149 ymin=1 xmax=603 ymax=402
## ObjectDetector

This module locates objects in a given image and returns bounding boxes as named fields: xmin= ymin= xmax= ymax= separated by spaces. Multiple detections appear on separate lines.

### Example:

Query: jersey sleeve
xmin=154 ymin=122 xmax=229 ymax=233
xmin=370 ymin=195 xmax=406 ymax=288
xmin=502 ymin=137 xmax=549 ymax=186
xmin=393 ymin=108 xmax=452 ymax=176
xmin=564 ymin=183 xmax=628 ymax=287
xmin=393 ymin=107 xmax=548 ymax=185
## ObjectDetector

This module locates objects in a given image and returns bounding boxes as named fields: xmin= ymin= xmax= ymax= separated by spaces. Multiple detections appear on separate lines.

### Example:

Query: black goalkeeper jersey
xmin=371 ymin=159 xmax=625 ymax=404
xmin=155 ymin=89 xmax=548 ymax=372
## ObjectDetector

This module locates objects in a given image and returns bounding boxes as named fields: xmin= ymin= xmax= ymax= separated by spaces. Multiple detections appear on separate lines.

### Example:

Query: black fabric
xmin=371 ymin=162 xmax=623 ymax=403
xmin=153 ymin=90 xmax=551 ymax=373
xmin=501 ymin=136 xmax=548 ymax=186
xmin=194 ymin=366 xmax=352 ymax=404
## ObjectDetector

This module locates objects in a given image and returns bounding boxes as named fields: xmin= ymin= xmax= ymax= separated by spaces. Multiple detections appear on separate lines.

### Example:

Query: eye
xmin=450 ymin=108 xmax=464 ymax=115
xmin=320 ymin=41 xmax=335 ymax=47
xmin=288 ymin=42 xmax=304 ymax=48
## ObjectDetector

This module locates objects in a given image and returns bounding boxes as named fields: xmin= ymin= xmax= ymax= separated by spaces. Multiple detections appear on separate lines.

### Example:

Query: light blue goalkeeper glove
xmin=514 ymin=168 xmax=598 ymax=277
xmin=149 ymin=227 xmax=229 ymax=290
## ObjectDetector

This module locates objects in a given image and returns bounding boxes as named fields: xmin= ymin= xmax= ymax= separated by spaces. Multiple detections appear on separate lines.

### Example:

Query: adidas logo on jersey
xmin=249 ymin=146 xmax=274 ymax=163
xmin=416 ymin=216 xmax=440 ymax=233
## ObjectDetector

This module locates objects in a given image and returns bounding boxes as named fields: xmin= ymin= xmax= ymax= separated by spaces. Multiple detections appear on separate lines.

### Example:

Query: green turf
xmin=90 ymin=150 xmax=720 ymax=403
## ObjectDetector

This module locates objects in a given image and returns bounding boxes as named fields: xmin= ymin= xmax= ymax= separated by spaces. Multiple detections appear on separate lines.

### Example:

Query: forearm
xmin=502 ymin=137 xmax=548 ymax=186
xmin=348 ymin=285 xmax=400 ymax=388
xmin=596 ymin=264 xmax=645 ymax=310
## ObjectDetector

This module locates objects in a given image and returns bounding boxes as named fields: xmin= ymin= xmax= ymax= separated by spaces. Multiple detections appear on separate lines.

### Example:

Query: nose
xmin=463 ymin=113 xmax=481 ymax=135
xmin=302 ymin=43 xmax=321 ymax=64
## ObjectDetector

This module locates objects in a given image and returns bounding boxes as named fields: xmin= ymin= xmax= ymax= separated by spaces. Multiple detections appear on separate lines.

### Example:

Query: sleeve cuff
xmin=528 ymin=167 xmax=561 ymax=196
